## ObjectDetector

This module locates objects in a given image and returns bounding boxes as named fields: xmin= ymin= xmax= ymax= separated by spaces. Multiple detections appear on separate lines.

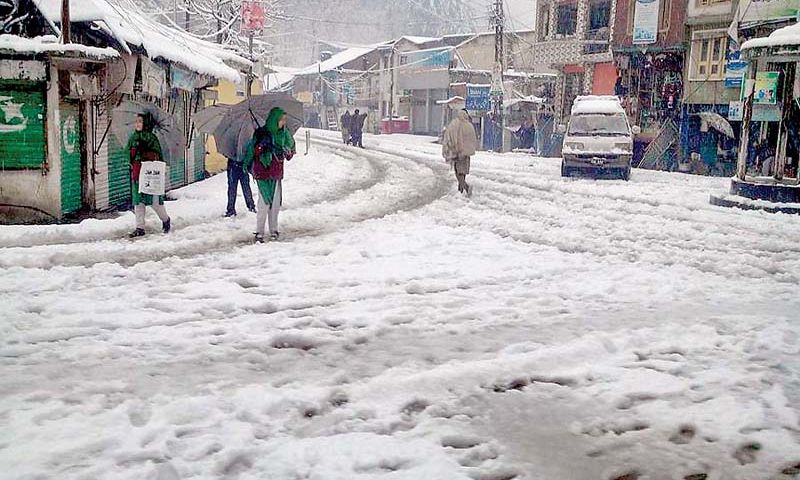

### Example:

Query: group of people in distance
xmin=339 ymin=110 xmax=367 ymax=148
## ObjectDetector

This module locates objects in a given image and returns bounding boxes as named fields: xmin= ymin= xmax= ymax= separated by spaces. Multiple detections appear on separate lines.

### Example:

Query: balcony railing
xmin=583 ymin=27 xmax=610 ymax=55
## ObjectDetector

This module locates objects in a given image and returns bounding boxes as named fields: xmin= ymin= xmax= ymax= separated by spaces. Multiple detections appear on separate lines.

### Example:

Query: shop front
xmin=713 ymin=22 xmax=800 ymax=207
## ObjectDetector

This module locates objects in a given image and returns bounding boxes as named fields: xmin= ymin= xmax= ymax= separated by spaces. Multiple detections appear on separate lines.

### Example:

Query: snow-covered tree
xmin=136 ymin=0 xmax=286 ymax=60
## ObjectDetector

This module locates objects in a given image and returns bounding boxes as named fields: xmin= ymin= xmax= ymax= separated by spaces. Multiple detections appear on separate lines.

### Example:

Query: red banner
xmin=241 ymin=1 xmax=266 ymax=33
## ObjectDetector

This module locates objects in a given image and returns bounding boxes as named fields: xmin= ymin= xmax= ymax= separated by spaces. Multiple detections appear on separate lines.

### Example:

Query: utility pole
xmin=60 ymin=0 xmax=71 ymax=43
xmin=247 ymin=33 xmax=253 ymax=98
xmin=491 ymin=0 xmax=505 ymax=151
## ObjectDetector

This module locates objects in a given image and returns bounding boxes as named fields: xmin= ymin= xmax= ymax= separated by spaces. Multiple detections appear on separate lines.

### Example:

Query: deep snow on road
xmin=2 ymin=131 xmax=800 ymax=480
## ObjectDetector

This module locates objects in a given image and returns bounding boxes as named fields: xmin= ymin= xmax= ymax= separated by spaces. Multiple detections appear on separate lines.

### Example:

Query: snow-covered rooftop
xmin=31 ymin=0 xmax=249 ymax=80
xmin=571 ymin=95 xmax=625 ymax=115
xmin=0 ymin=34 xmax=119 ymax=59
xmin=741 ymin=21 xmax=800 ymax=51
xmin=296 ymin=46 xmax=376 ymax=76
xmin=399 ymin=36 xmax=442 ymax=45
xmin=263 ymin=66 xmax=300 ymax=91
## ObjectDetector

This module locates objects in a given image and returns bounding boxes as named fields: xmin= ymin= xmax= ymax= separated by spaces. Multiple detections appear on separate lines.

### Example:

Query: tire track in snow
xmin=0 ymin=140 xmax=382 ymax=250
xmin=0 ymin=140 xmax=451 ymax=270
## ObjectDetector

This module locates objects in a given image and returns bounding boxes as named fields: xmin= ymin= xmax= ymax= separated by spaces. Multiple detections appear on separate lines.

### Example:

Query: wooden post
xmin=736 ymin=61 xmax=758 ymax=180
xmin=246 ymin=33 xmax=253 ymax=98
xmin=61 ymin=0 xmax=71 ymax=43
xmin=774 ymin=62 xmax=796 ymax=180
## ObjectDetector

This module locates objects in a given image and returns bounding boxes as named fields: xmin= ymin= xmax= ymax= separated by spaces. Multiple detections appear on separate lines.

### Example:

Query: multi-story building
xmin=532 ymin=0 xmax=619 ymax=123
xmin=679 ymin=0 xmax=741 ymax=175
xmin=612 ymin=0 xmax=688 ymax=167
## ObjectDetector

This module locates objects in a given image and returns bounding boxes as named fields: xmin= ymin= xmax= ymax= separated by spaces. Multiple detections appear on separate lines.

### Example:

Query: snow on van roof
xmin=571 ymin=95 xmax=625 ymax=115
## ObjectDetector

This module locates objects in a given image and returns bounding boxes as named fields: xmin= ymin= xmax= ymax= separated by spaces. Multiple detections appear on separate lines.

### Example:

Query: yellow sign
xmin=295 ymin=91 xmax=314 ymax=104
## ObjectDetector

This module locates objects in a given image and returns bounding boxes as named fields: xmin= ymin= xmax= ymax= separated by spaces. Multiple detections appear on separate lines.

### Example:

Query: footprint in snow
xmin=733 ymin=442 xmax=762 ymax=465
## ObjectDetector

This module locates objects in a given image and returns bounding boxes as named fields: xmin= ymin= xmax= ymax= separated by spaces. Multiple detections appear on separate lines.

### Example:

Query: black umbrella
xmin=195 ymin=93 xmax=303 ymax=160
xmin=111 ymin=100 xmax=184 ymax=165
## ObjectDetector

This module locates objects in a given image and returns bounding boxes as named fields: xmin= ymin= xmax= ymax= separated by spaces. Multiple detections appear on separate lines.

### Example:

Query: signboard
xmin=0 ymin=60 xmax=46 ymax=81
xmin=295 ymin=91 xmax=313 ymax=104
xmin=736 ymin=0 xmax=800 ymax=26
xmin=401 ymin=48 xmax=453 ymax=73
xmin=465 ymin=84 xmax=491 ymax=111
xmin=633 ymin=0 xmax=659 ymax=45
xmin=241 ymin=1 xmax=266 ymax=33
xmin=752 ymin=104 xmax=781 ymax=122
xmin=728 ymin=101 xmax=743 ymax=121
xmin=724 ymin=48 xmax=747 ymax=89
xmin=754 ymin=71 xmax=779 ymax=105
xmin=490 ymin=63 xmax=504 ymax=98
xmin=171 ymin=67 xmax=209 ymax=91
xmin=397 ymin=48 xmax=453 ymax=90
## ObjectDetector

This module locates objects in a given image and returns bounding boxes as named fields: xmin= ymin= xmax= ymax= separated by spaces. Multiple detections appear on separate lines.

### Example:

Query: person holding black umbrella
xmin=243 ymin=107 xmax=296 ymax=243
xmin=127 ymin=113 xmax=171 ymax=238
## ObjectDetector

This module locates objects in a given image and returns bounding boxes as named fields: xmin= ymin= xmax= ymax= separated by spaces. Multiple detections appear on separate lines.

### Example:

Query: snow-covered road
xmin=2 ymin=131 xmax=800 ymax=480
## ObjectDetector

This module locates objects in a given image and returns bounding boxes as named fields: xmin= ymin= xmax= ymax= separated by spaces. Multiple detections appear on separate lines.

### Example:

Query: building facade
xmin=532 ymin=0 xmax=619 ymax=123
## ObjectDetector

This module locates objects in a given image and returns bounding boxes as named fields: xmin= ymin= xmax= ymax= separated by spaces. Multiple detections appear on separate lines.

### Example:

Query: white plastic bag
xmin=138 ymin=161 xmax=166 ymax=196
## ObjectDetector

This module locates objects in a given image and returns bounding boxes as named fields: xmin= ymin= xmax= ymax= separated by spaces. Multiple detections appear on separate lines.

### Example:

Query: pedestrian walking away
xmin=442 ymin=108 xmax=478 ymax=196
xmin=350 ymin=109 xmax=366 ymax=148
xmin=243 ymin=107 xmax=296 ymax=243
xmin=224 ymin=154 xmax=256 ymax=217
xmin=340 ymin=110 xmax=352 ymax=145
xmin=127 ymin=113 xmax=171 ymax=237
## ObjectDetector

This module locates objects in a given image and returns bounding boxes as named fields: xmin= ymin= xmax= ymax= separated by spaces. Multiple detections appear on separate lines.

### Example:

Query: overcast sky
xmin=471 ymin=0 xmax=536 ymax=31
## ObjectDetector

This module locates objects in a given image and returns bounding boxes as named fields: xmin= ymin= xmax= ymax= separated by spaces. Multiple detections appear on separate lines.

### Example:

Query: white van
xmin=559 ymin=95 xmax=639 ymax=180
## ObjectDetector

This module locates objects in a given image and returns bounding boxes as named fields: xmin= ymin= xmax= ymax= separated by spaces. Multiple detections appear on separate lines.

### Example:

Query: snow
xmin=295 ymin=46 xmax=377 ymax=76
xmin=2 ymin=131 xmax=800 ymax=479
xmin=263 ymin=66 xmax=299 ymax=91
xmin=31 ymin=0 xmax=248 ymax=81
xmin=30 ymin=0 xmax=108 ymax=23
xmin=741 ymin=21 xmax=800 ymax=51
xmin=0 ymin=34 xmax=119 ymax=58
xmin=504 ymin=95 xmax=545 ymax=108
xmin=399 ymin=35 xmax=443 ymax=45
xmin=572 ymin=95 xmax=626 ymax=115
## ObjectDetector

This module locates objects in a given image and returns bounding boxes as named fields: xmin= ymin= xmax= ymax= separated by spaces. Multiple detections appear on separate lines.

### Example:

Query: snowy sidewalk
xmin=2 ymin=132 xmax=800 ymax=480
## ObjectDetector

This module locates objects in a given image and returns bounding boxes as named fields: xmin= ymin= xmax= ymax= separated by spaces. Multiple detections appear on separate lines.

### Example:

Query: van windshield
xmin=568 ymin=114 xmax=629 ymax=136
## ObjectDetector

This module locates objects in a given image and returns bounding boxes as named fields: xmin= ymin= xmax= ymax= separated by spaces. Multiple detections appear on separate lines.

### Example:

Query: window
xmin=589 ymin=0 xmax=611 ymax=30
xmin=538 ymin=3 xmax=551 ymax=40
xmin=690 ymin=31 xmax=727 ymax=80
xmin=556 ymin=3 xmax=578 ymax=36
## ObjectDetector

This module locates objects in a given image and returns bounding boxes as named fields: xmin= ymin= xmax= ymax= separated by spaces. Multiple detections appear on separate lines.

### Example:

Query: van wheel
xmin=621 ymin=167 xmax=631 ymax=181
xmin=561 ymin=161 xmax=568 ymax=177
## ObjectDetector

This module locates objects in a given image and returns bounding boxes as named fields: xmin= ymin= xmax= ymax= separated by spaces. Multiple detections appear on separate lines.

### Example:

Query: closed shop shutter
xmin=106 ymin=112 xmax=131 ymax=208
xmin=192 ymin=133 xmax=205 ymax=182
xmin=0 ymin=80 xmax=46 ymax=169
xmin=59 ymin=100 xmax=82 ymax=214
xmin=93 ymin=104 xmax=110 ymax=210
xmin=168 ymin=93 xmax=187 ymax=190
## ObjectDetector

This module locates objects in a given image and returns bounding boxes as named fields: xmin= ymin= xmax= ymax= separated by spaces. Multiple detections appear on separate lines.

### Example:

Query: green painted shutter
xmin=0 ymin=80 xmax=46 ymax=169
xmin=193 ymin=133 xmax=205 ymax=182
xmin=107 ymin=128 xmax=132 ymax=207
xmin=59 ymin=100 xmax=82 ymax=214
xmin=168 ymin=145 xmax=186 ymax=189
